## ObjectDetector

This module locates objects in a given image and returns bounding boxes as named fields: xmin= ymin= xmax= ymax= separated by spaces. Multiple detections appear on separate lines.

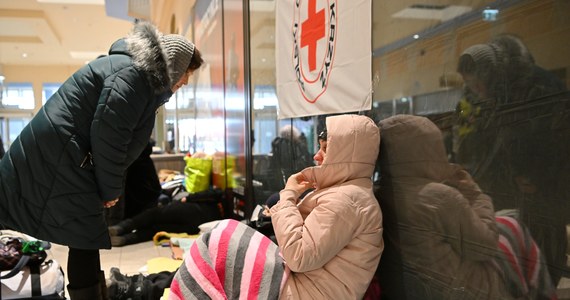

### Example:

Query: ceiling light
xmin=392 ymin=5 xmax=472 ymax=22
xmin=22 ymin=53 xmax=28 ymax=58
xmin=413 ymin=34 xmax=420 ymax=39
xmin=482 ymin=8 xmax=499 ymax=21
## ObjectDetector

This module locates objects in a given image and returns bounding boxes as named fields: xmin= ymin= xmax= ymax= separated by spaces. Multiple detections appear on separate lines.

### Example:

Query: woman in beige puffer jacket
xmin=270 ymin=114 xmax=384 ymax=300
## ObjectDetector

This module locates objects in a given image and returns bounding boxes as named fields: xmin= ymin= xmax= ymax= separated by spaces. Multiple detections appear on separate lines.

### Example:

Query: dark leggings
xmin=67 ymin=247 xmax=101 ymax=289
xmin=130 ymin=201 xmax=222 ymax=242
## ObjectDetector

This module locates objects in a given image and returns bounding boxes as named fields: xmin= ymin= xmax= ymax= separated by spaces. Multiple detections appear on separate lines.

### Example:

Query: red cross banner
xmin=276 ymin=0 xmax=372 ymax=119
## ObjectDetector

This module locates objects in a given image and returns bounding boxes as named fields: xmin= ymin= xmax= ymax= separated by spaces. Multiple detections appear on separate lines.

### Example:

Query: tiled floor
xmin=50 ymin=240 xmax=176 ymax=299
xmin=52 ymin=240 xmax=175 ymax=275
xmin=48 ymin=242 xmax=570 ymax=300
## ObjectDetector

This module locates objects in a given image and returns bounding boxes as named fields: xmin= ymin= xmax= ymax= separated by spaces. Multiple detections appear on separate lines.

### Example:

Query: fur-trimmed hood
xmin=111 ymin=22 xmax=173 ymax=94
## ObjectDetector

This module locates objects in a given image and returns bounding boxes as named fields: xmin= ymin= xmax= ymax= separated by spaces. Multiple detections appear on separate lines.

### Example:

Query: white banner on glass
xmin=276 ymin=0 xmax=372 ymax=119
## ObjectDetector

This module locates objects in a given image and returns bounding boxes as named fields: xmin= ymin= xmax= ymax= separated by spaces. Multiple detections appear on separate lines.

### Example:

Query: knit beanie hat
xmin=160 ymin=34 xmax=195 ymax=87
xmin=458 ymin=44 xmax=501 ymax=76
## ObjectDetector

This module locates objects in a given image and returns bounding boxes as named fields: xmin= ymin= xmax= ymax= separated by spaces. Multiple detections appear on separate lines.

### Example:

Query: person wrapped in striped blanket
xmin=170 ymin=114 xmax=384 ymax=299
xmin=169 ymin=219 xmax=288 ymax=299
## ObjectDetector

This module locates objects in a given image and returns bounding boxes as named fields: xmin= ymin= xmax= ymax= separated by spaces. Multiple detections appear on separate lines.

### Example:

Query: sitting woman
xmin=108 ymin=198 xmax=222 ymax=246
xmin=376 ymin=114 xmax=555 ymax=300
xmin=169 ymin=114 xmax=384 ymax=299
xmin=108 ymin=142 xmax=222 ymax=247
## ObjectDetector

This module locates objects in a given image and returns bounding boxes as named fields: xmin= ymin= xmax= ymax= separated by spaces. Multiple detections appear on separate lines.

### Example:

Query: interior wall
xmin=151 ymin=0 xmax=195 ymax=36
xmin=373 ymin=0 xmax=570 ymax=101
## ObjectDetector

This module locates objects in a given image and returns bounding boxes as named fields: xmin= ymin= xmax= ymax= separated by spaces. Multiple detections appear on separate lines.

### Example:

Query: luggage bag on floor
xmin=0 ymin=230 xmax=65 ymax=299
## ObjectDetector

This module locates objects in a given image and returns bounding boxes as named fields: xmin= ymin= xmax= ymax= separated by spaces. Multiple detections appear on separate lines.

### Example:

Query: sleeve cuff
xmin=269 ymin=189 xmax=300 ymax=215
xmin=280 ymin=189 xmax=300 ymax=202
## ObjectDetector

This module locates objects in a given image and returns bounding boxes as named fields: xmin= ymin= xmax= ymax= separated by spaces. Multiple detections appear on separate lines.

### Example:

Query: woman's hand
xmin=447 ymin=169 xmax=481 ymax=202
xmin=262 ymin=205 xmax=271 ymax=217
xmin=284 ymin=172 xmax=313 ymax=196
xmin=104 ymin=198 xmax=119 ymax=209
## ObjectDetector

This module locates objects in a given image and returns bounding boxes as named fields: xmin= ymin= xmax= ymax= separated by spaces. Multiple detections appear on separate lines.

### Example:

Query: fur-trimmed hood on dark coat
xmin=0 ymin=22 xmax=176 ymax=249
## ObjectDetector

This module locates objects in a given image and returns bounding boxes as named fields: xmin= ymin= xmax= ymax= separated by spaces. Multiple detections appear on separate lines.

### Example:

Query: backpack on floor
xmin=0 ymin=229 xmax=65 ymax=299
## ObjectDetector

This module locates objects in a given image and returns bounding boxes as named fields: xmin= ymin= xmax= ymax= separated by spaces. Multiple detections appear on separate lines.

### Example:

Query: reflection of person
xmin=456 ymin=34 xmax=566 ymax=106
xmin=377 ymin=115 xmax=555 ymax=300
xmin=268 ymin=124 xmax=314 ymax=190
xmin=454 ymin=34 xmax=567 ymax=206
xmin=168 ymin=114 xmax=383 ymax=299
xmin=0 ymin=21 xmax=203 ymax=299
xmin=454 ymin=34 xmax=569 ymax=285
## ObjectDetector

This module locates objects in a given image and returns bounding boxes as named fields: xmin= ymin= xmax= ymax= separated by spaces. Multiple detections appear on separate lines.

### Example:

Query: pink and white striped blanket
xmin=494 ymin=216 xmax=557 ymax=300
xmin=169 ymin=219 xmax=289 ymax=300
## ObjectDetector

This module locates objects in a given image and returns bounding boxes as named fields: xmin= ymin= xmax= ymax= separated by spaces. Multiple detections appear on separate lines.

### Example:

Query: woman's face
xmin=313 ymin=139 xmax=327 ymax=166
xmin=171 ymin=70 xmax=194 ymax=93
xmin=461 ymin=73 xmax=488 ymax=98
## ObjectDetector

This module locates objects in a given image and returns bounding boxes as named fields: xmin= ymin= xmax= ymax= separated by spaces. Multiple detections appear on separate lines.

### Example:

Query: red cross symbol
xmin=301 ymin=0 xmax=325 ymax=72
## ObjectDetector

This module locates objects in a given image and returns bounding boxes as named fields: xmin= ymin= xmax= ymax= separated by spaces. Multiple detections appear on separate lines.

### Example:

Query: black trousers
xmin=67 ymin=247 xmax=101 ymax=289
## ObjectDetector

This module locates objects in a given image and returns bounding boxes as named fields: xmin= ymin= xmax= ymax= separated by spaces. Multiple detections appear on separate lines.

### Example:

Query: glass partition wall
xmin=248 ymin=0 xmax=570 ymax=293
xmin=181 ymin=0 xmax=250 ymax=219
xmin=1 ymin=0 xmax=568 ymax=292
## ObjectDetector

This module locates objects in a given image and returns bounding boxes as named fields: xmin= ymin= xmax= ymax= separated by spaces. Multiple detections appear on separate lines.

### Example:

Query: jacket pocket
xmin=67 ymin=136 xmax=93 ymax=170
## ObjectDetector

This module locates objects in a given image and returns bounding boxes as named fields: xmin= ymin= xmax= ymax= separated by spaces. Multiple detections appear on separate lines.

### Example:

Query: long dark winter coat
xmin=0 ymin=22 xmax=175 ymax=249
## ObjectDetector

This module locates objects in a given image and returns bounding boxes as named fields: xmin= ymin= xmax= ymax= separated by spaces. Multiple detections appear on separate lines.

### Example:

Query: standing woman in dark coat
xmin=0 ymin=21 xmax=203 ymax=299
xmin=0 ymin=135 xmax=5 ymax=159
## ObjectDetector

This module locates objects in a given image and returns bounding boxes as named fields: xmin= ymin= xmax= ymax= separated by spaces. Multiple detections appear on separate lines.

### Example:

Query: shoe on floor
xmin=109 ymin=267 xmax=129 ymax=282
xmin=107 ymin=279 xmax=131 ymax=300
xmin=111 ymin=232 xmax=139 ymax=247
xmin=108 ymin=219 xmax=135 ymax=236
xmin=107 ymin=269 xmax=145 ymax=300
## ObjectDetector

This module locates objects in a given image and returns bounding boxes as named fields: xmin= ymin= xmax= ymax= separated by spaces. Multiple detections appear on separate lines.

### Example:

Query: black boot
xmin=107 ymin=268 xmax=145 ymax=300
xmin=108 ymin=219 xmax=135 ymax=236
xmin=68 ymin=283 xmax=102 ymax=300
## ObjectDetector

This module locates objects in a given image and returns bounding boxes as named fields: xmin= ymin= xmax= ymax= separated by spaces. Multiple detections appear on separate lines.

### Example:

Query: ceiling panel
xmin=0 ymin=0 xmax=133 ymax=66
xmin=0 ymin=0 xmax=499 ymax=68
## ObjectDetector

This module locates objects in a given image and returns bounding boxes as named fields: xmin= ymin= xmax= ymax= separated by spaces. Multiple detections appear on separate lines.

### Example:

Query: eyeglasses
xmin=318 ymin=130 xmax=327 ymax=141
